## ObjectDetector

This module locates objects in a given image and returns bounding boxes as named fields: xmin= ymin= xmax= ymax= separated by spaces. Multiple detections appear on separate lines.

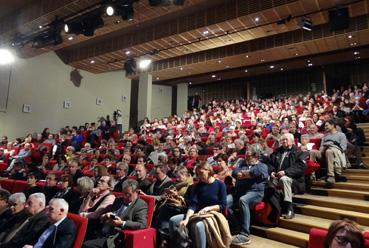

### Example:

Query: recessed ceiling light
xmin=189 ymin=82 xmax=192 ymax=85
xmin=245 ymin=55 xmax=249 ymax=58
xmin=203 ymin=30 xmax=209 ymax=35
xmin=225 ymin=65 xmax=230 ymax=68
xmin=270 ymin=65 xmax=275 ymax=69
xmin=260 ymin=59 xmax=265 ymax=62
xmin=125 ymin=50 xmax=131 ymax=55
xmin=307 ymin=60 xmax=311 ymax=63
xmin=354 ymin=51 xmax=359 ymax=55
xmin=348 ymin=35 xmax=353 ymax=39
xmin=308 ymin=63 xmax=313 ymax=67
xmin=280 ymin=68 xmax=284 ymax=71
xmin=255 ymin=17 xmax=260 ymax=22
xmin=115 ymin=20 xmax=121 ymax=24
xmin=90 ymin=60 xmax=95 ymax=64
xmin=180 ymin=67 xmax=183 ymax=70
xmin=212 ymin=74 xmax=216 ymax=78
xmin=351 ymin=42 xmax=357 ymax=46
xmin=295 ymin=53 xmax=299 ymax=56
xmin=244 ymin=69 xmax=248 ymax=72
xmin=218 ymin=60 xmax=222 ymax=63
xmin=156 ymin=77 xmax=160 ymax=80
xmin=68 ymin=36 xmax=74 ymax=41
xmin=38 ymin=25 xmax=43 ymax=29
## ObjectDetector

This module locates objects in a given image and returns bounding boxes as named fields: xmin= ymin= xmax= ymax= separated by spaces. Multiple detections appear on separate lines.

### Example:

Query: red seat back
xmin=138 ymin=194 xmax=155 ymax=228
xmin=0 ymin=162 xmax=8 ymax=172
xmin=12 ymin=180 xmax=28 ymax=193
xmin=67 ymin=213 xmax=88 ymax=248
xmin=308 ymin=228 xmax=369 ymax=248
xmin=0 ymin=178 xmax=15 ymax=192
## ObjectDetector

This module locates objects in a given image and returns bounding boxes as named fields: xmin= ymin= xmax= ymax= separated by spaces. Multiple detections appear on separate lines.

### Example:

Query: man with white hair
xmin=0 ymin=193 xmax=28 ymax=242
xmin=268 ymin=133 xmax=306 ymax=219
xmin=23 ymin=198 xmax=76 ymax=248
xmin=1 ymin=193 xmax=49 ymax=248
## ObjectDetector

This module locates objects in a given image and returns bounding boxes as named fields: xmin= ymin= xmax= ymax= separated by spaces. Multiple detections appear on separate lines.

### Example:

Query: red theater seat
xmin=0 ymin=178 xmax=15 ymax=192
xmin=68 ymin=213 xmax=88 ymax=248
xmin=123 ymin=194 xmax=156 ymax=248
xmin=0 ymin=162 xmax=8 ymax=172
xmin=308 ymin=228 xmax=369 ymax=248
xmin=12 ymin=180 xmax=28 ymax=193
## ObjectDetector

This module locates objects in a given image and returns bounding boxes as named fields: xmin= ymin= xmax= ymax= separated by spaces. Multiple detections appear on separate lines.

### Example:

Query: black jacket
xmin=113 ymin=177 xmax=128 ymax=192
xmin=1 ymin=210 xmax=49 ymax=248
xmin=267 ymin=145 xmax=306 ymax=194
xmin=38 ymin=217 xmax=76 ymax=248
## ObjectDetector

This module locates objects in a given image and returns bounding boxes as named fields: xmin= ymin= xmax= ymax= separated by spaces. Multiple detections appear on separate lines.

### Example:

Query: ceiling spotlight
xmin=354 ymin=51 xmax=359 ymax=55
xmin=299 ymin=17 xmax=312 ymax=31
xmin=307 ymin=60 xmax=311 ymax=63
xmin=218 ymin=60 xmax=222 ymax=63
xmin=90 ymin=60 xmax=95 ymax=64
xmin=348 ymin=35 xmax=353 ymax=39
xmin=255 ymin=17 xmax=260 ymax=22
xmin=106 ymin=5 xmax=115 ymax=16
xmin=125 ymin=50 xmax=131 ymax=55
xmin=245 ymin=55 xmax=249 ymax=58
xmin=180 ymin=67 xmax=183 ymax=70
xmin=64 ymin=23 xmax=69 ymax=33
xmin=244 ymin=69 xmax=248 ymax=72
xmin=270 ymin=65 xmax=275 ymax=69
xmin=149 ymin=0 xmax=186 ymax=6
xmin=31 ymin=29 xmax=63 ymax=48
xmin=38 ymin=25 xmax=43 ymax=29
xmin=277 ymin=14 xmax=292 ymax=25
xmin=260 ymin=59 xmax=265 ymax=62
xmin=64 ymin=13 xmax=104 ymax=37
xmin=124 ymin=58 xmax=137 ymax=76
xmin=295 ymin=53 xmax=299 ymax=56
xmin=212 ymin=74 xmax=216 ymax=78
xmin=203 ymin=30 xmax=209 ymax=35
xmin=280 ymin=68 xmax=284 ymax=71
xmin=351 ymin=42 xmax=357 ymax=46
xmin=225 ymin=65 xmax=230 ymax=68
xmin=308 ymin=63 xmax=313 ymax=67
xmin=68 ymin=36 xmax=74 ymax=40
xmin=156 ymin=77 xmax=160 ymax=80
xmin=0 ymin=48 xmax=15 ymax=65
xmin=138 ymin=58 xmax=152 ymax=69
xmin=188 ymin=81 xmax=192 ymax=85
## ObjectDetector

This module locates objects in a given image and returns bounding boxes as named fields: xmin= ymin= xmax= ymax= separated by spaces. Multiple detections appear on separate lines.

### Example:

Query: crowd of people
xmin=0 ymin=83 xmax=369 ymax=247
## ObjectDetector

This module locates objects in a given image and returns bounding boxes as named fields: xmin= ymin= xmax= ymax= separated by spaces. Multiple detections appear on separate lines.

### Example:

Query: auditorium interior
xmin=1 ymin=0 xmax=369 ymax=247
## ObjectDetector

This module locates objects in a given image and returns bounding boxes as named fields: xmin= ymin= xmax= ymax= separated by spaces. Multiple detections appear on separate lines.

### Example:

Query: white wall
xmin=0 ymin=52 xmax=131 ymax=139
xmin=151 ymin=85 xmax=172 ymax=119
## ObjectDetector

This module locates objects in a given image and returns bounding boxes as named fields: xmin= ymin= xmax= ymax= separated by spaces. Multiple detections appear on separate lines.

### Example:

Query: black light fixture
xmin=299 ymin=17 xmax=312 ymax=31
xmin=124 ymin=58 xmax=137 ymax=76
xmin=277 ymin=14 xmax=292 ymax=25
xmin=103 ymin=0 xmax=135 ymax=21
xmin=31 ymin=17 xmax=63 ymax=48
xmin=149 ymin=0 xmax=185 ymax=6
xmin=65 ymin=12 xmax=104 ymax=37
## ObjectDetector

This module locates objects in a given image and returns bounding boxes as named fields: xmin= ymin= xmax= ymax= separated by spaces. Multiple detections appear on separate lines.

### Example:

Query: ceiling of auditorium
xmin=1 ymin=0 xmax=369 ymax=85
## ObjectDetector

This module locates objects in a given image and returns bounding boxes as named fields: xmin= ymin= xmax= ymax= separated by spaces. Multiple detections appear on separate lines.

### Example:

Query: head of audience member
xmin=216 ymin=153 xmax=228 ymax=169
xmin=167 ymin=157 xmax=179 ymax=172
xmin=122 ymin=154 xmax=131 ymax=164
xmin=0 ymin=189 xmax=10 ymax=212
xmin=308 ymin=124 xmax=319 ymax=135
xmin=115 ymin=162 xmax=128 ymax=179
xmin=1 ymin=135 xmax=7 ymax=146
xmin=8 ymin=193 xmax=26 ymax=214
xmin=94 ymin=165 xmax=109 ymax=177
xmin=324 ymin=219 xmax=364 ymax=248
xmin=300 ymin=134 xmax=310 ymax=146
xmin=27 ymin=172 xmax=39 ymax=187
xmin=195 ymin=162 xmax=215 ymax=183
xmin=158 ymin=154 xmax=168 ymax=165
xmin=245 ymin=143 xmax=263 ymax=165
xmin=174 ymin=166 xmax=191 ymax=183
xmin=188 ymin=147 xmax=198 ymax=158
xmin=60 ymin=174 xmax=74 ymax=190
xmin=45 ymin=173 xmax=58 ymax=188
xmin=234 ymin=139 xmax=244 ymax=152
xmin=96 ymin=175 xmax=113 ymax=194
xmin=137 ymin=156 xmax=146 ymax=165
xmin=47 ymin=198 xmax=69 ymax=224
xmin=67 ymin=159 xmax=80 ymax=175
xmin=23 ymin=142 xmax=31 ymax=151
xmin=121 ymin=179 xmax=139 ymax=204
xmin=280 ymin=133 xmax=295 ymax=150
xmin=134 ymin=164 xmax=147 ymax=181
xmin=325 ymin=119 xmax=337 ymax=133
xmin=154 ymin=164 xmax=169 ymax=181
xmin=66 ymin=146 xmax=75 ymax=156
xmin=25 ymin=193 xmax=46 ymax=216
xmin=77 ymin=176 xmax=94 ymax=196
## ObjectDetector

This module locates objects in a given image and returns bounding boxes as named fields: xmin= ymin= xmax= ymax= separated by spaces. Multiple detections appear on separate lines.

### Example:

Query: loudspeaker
xmin=329 ymin=7 xmax=349 ymax=31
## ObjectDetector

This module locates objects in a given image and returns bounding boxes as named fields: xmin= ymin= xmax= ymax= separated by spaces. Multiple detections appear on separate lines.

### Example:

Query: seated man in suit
xmin=83 ymin=179 xmax=148 ymax=248
xmin=113 ymin=162 xmax=129 ymax=192
xmin=23 ymin=198 xmax=76 ymax=248
xmin=1 ymin=193 xmax=49 ymax=248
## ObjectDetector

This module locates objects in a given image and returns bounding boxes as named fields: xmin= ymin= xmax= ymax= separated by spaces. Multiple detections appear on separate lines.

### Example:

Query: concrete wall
xmin=151 ymin=84 xmax=172 ymax=119
xmin=0 ymin=52 xmax=131 ymax=139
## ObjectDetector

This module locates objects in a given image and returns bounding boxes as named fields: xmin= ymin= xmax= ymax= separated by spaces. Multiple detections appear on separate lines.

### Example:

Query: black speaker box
xmin=329 ymin=7 xmax=349 ymax=31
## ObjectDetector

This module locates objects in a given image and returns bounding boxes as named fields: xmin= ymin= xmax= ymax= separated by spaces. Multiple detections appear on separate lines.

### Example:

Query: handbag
xmin=170 ymin=224 xmax=191 ymax=248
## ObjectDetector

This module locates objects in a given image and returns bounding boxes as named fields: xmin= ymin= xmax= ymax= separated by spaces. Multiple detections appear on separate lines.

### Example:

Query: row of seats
xmin=0 ymin=178 xmax=156 ymax=248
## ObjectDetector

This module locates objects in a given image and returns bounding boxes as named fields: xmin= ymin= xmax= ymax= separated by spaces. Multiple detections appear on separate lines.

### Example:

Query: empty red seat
xmin=12 ymin=180 xmax=28 ymax=193
xmin=68 ymin=213 xmax=88 ymax=248
xmin=0 ymin=178 xmax=15 ymax=192
xmin=0 ymin=162 xmax=8 ymax=172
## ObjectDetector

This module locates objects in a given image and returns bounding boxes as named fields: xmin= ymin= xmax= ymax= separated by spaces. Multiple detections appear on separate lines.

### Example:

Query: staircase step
xmin=293 ymin=194 xmax=369 ymax=214
xmin=344 ymin=175 xmax=369 ymax=183
xmin=295 ymin=204 xmax=369 ymax=226
xmin=310 ymin=187 xmax=369 ymax=201
xmin=280 ymin=213 xmax=369 ymax=233
xmin=312 ymin=181 xmax=369 ymax=191
xmin=251 ymin=225 xmax=308 ymax=248
xmin=343 ymin=169 xmax=369 ymax=175
xmin=231 ymin=235 xmax=298 ymax=248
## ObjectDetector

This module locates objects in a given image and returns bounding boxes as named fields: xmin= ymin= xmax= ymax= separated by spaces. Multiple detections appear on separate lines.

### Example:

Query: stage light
xmin=106 ymin=5 xmax=115 ymax=16
xmin=299 ymin=18 xmax=312 ymax=31
xmin=64 ymin=13 xmax=104 ymax=37
xmin=31 ymin=29 xmax=63 ymax=48
xmin=124 ymin=58 xmax=137 ymax=76
xmin=0 ymin=48 xmax=15 ymax=65
xmin=138 ymin=58 xmax=152 ymax=69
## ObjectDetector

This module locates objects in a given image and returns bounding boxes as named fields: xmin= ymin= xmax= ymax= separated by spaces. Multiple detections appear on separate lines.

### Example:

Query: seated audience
xmin=0 ymin=189 xmax=11 ymax=228
xmin=43 ymin=173 xmax=60 ymax=203
xmin=23 ymin=198 xmax=76 ymax=248
xmin=82 ymin=179 xmax=148 ymax=248
xmin=24 ymin=172 xmax=43 ymax=199
xmin=113 ymin=162 xmax=129 ymax=192
xmin=134 ymin=164 xmax=151 ymax=194
xmin=268 ymin=133 xmax=306 ymax=219
xmin=1 ymin=193 xmax=49 ymax=248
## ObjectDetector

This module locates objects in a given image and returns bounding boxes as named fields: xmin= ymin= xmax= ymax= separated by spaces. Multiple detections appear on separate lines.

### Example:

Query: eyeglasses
xmin=99 ymin=179 xmax=108 ymax=183
xmin=334 ymin=235 xmax=360 ymax=247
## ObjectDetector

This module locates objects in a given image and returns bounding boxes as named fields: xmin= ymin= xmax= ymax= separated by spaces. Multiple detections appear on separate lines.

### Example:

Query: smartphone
xmin=110 ymin=214 xmax=118 ymax=220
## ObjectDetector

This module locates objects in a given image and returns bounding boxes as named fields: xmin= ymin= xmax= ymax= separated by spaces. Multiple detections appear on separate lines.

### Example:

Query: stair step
xmin=280 ymin=213 xmax=369 ymax=233
xmin=231 ymin=235 xmax=298 ymax=248
xmin=251 ymin=225 xmax=308 ymax=248
xmin=310 ymin=187 xmax=369 ymax=201
xmin=343 ymin=169 xmax=369 ymax=175
xmin=312 ymin=181 xmax=369 ymax=192
xmin=293 ymin=194 xmax=369 ymax=214
xmin=295 ymin=204 xmax=369 ymax=226
xmin=344 ymin=175 xmax=369 ymax=183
